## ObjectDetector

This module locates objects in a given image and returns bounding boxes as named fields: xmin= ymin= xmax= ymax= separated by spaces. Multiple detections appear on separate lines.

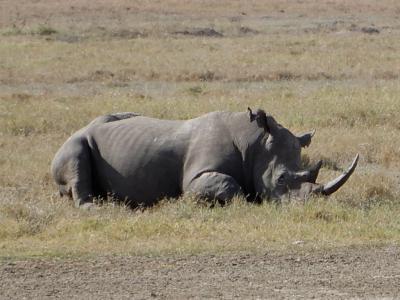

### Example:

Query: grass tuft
xmin=33 ymin=25 xmax=58 ymax=36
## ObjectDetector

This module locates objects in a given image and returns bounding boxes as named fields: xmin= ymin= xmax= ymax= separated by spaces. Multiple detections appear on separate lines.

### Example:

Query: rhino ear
xmin=247 ymin=107 xmax=256 ymax=122
xmin=248 ymin=107 xmax=276 ymax=133
xmin=297 ymin=130 xmax=315 ymax=148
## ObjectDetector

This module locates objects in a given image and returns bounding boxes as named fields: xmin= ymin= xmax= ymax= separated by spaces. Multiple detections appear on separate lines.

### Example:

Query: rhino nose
xmin=299 ymin=182 xmax=323 ymax=197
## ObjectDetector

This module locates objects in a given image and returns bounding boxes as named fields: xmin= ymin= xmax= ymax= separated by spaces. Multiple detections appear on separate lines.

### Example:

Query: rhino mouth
xmin=317 ymin=154 xmax=359 ymax=196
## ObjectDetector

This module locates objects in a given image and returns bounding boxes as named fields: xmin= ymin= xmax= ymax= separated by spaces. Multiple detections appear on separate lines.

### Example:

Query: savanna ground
xmin=1 ymin=0 xmax=400 ymax=298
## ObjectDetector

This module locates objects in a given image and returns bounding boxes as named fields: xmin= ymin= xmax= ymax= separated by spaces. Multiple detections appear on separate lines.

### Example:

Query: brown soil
xmin=1 ymin=245 xmax=399 ymax=299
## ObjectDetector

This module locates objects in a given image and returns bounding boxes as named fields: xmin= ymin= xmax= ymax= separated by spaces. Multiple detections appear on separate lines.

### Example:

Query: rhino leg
xmin=186 ymin=172 xmax=243 ymax=203
xmin=70 ymin=168 xmax=93 ymax=209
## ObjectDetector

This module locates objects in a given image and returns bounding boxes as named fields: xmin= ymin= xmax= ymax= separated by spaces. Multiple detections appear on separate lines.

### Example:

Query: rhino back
xmin=86 ymin=116 xmax=188 ymax=204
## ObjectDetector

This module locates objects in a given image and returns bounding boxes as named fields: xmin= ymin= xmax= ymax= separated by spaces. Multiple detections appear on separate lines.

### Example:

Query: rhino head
xmin=248 ymin=108 xmax=359 ymax=201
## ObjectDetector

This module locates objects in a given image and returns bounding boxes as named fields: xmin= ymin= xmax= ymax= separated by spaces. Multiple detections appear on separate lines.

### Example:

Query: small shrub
xmin=34 ymin=25 xmax=58 ymax=36
xmin=187 ymin=86 xmax=203 ymax=95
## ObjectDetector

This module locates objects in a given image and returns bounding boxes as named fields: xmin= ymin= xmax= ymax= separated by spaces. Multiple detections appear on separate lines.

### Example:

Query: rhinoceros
xmin=51 ymin=108 xmax=358 ymax=208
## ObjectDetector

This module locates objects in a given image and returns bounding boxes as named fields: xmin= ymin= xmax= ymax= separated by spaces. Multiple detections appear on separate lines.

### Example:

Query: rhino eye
xmin=277 ymin=173 xmax=287 ymax=185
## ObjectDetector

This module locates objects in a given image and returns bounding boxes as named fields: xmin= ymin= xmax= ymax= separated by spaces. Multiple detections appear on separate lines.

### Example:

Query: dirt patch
xmin=238 ymin=26 xmax=259 ymax=35
xmin=1 ymin=245 xmax=399 ymax=299
xmin=174 ymin=28 xmax=223 ymax=37
xmin=349 ymin=24 xmax=381 ymax=34
xmin=360 ymin=26 xmax=380 ymax=34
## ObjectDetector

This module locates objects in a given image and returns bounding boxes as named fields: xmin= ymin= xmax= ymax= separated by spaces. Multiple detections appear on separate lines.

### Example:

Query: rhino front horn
xmin=321 ymin=154 xmax=359 ymax=196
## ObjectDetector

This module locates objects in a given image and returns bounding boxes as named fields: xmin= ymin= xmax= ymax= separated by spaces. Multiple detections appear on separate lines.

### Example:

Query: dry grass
xmin=1 ymin=35 xmax=399 ymax=85
xmin=1 ymin=191 xmax=399 ymax=258
xmin=1 ymin=0 xmax=400 ymax=258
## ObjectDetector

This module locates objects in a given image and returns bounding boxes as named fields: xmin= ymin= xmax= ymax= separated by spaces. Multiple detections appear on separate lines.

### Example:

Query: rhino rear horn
xmin=308 ymin=160 xmax=322 ymax=183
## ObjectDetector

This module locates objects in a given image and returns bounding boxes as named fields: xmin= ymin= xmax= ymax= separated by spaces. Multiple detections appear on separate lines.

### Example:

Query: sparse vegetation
xmin=1 ymin=0 xmax=400 ymax=258
xmin=32 ymin=24 xmax=58 ymax=36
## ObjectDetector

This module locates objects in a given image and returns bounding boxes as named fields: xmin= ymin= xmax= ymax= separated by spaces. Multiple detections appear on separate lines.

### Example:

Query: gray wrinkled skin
xmin=51 ymin=109 xmax=354 ymax=208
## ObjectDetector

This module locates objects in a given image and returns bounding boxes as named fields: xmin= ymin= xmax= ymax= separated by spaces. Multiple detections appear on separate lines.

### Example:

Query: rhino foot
xmin=79 ymin=202 xmax=97 ymax=211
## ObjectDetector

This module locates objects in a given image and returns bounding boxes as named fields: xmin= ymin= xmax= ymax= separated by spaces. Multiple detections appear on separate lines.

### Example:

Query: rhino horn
xmin=320 ymin=154 xmax=359 ymax=196
xmin=308 ymin=160 xmax=323 ymax=183
xmin=294 ymin=160 xmax=322 ymax=184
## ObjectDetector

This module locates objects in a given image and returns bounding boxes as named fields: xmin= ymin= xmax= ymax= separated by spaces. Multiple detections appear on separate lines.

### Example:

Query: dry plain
xmin=1 ymin=0 xmax=400 ymax=298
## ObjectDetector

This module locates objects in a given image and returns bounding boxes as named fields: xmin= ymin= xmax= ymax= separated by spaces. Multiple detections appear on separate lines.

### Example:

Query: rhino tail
xmin=88 ymin=112 xmax=140 ymax=126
